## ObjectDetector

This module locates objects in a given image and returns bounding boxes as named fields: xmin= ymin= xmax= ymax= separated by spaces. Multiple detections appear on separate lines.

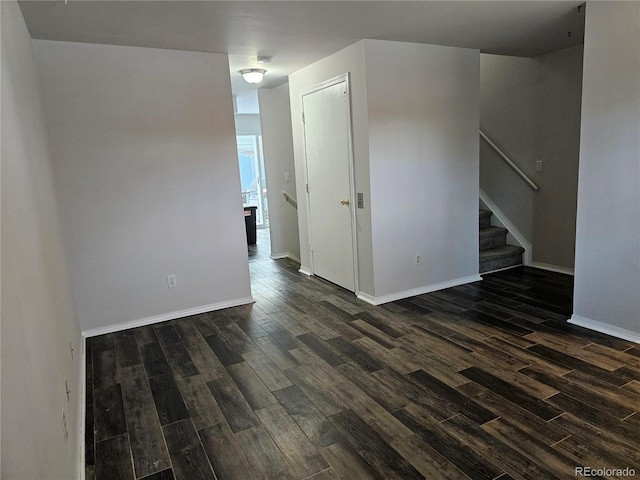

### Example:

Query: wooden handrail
xmin=282 ymin=191 xmax=297 ymax=208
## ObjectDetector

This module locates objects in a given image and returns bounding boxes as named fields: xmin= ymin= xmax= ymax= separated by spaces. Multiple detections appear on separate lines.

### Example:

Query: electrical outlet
xmin=284 ymin=171 xmax=291 ymax=182
xmin=535 ymin=160 xmax=543 ymax=172
xmin=415 ymin=254 xmax=422 ymax=266
xmin=61 ymin=410 xmax=69 ymax=443
xmin=167 ymin=274 xmax=177 ymax=288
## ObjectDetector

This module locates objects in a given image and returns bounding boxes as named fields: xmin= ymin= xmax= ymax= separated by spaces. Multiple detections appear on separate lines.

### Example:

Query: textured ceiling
xmin=19 ymin=1 xmax=586 ymax=94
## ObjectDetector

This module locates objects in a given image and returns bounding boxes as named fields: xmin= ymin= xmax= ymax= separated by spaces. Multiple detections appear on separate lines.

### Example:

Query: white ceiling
xmin=18 ymin=1 xmax=585 ymax=95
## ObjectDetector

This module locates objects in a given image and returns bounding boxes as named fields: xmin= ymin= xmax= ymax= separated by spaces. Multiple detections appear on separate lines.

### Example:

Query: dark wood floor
xmin=85 ymin=230 xmax=640 ymax=480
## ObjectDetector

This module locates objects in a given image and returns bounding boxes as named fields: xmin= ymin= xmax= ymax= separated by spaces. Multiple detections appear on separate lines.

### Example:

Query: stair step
xmin=479 ymin=209 xmax=492 ymax=229
xmin=479 ymin=226 xmax=508 ymax=250
xmin=479 ymin=245 xmax=525 ymax=273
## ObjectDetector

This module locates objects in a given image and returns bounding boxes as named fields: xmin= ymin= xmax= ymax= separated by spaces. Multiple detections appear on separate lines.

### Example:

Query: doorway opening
xmin=238 ymin=134 xmax=268 ymax=229
xmin=234 ymin=89 xmax=270 ymax=258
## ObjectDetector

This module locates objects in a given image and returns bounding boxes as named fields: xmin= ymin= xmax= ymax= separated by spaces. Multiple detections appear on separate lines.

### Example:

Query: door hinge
xmin=302 ymin=112 xmax=305 ymax=124
xmin=306 ymin=183 xmax=309 ymax=193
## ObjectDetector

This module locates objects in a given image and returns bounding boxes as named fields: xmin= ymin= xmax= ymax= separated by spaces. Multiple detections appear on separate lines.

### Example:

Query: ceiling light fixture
xmin=240 ymin=68 xmax=266 ymax=84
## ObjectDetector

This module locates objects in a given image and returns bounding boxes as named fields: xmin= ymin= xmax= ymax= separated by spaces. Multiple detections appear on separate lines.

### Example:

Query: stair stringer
xmin=479 ymin=188 xmax=532 ymax=265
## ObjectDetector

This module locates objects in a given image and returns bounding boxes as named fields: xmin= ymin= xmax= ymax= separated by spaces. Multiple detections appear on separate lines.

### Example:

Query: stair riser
xmin=478 ymin=209 xmax=523 ymax=273
xmin=480 ymin=234 xmax=507 ymax=251
xmin=480 ymin=253 xmax=523 ymax=273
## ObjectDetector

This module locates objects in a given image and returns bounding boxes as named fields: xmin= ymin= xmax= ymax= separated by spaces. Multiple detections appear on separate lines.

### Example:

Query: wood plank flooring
xmin=86 ymin=231 xmax=640 ymax=479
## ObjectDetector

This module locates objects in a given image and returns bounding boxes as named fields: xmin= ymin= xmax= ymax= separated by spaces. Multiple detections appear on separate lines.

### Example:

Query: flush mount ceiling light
xmin=240 ymin=68 xmax=266 ymax=84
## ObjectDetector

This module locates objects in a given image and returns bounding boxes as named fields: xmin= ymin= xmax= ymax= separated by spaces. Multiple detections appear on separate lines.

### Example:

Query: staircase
xmin=479 ymin=209 xmax=524 ymax=273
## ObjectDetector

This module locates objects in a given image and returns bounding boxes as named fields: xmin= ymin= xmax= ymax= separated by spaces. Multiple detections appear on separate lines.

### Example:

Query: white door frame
xmin=301 ymin=73 xmax=359 ymax=293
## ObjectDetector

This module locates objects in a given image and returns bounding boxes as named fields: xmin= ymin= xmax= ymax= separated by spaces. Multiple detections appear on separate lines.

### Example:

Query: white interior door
xmin=302 ymin=79 xmax=356 ymax=291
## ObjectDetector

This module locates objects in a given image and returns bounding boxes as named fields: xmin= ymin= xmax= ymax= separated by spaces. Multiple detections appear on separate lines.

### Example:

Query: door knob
xmin=340 ymin=198 xmax=350 ymax=206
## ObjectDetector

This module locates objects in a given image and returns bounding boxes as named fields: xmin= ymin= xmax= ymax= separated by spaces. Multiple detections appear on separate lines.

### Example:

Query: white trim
xmin=569 ymin=315 xmax=640 ymax=344
xmin=528 ymin=261 xmax=575 ymax=276
xmin=81 ymin=297 xmax=254 ymax=338
xmin=298 ymin=266 xmax=313 ymax=276
xmin=300 ymin=74 xmax=350 ymax=97
xmin=344 ymin=73 xmax=360 ymax=295
xmin=356 ymin=275 xmax=482 ymax=306
xmin=355 ymin=291 xmax=377 ymax=306
xmin=270 ymin=252 xmax=301 ymax=263
xmin=480 ymin=188 xmax=533 ymax=265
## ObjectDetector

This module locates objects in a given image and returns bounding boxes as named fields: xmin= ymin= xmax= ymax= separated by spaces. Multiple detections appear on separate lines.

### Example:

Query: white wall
xmin=480 ymin=46 xmax=583 ymax=271
xmin=1 ymin=3 xmax=82 ymax=478
xmin=33 ymin=40 xmax=252 ymax=333
xmin=289 ymin=40 xmax=480 ymax=302
xmin=571 ymin=2 xmax=640 ymax=339
xmin=531 ymin=45 xmax=583 ymax=269
xmin=480 ymin=55 xmax=537 ymax=243
xmin=364 ymin=40 xmax=480 ymax=299
xmin=259 ymin=84 xmax=301 ymax=261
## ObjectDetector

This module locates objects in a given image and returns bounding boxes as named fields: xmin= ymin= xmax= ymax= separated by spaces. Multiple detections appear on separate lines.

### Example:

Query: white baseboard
xmin=479 ymin=188 xmax=532 ymax=265
xmin=299 ymin=266 xmax=312 ymax=276
xmin=569 ymin=315 xmax=640 ymax=344
xmin=528 ymin=261 xmax=575 ymax=276
xmin=270 ymin=252 xmax=301 ymax=263
xmin=355 ymin=291 xmax=377 ymax=305
xmin=81 ymin=297 xmax=254 ymax=338
xmin=356 ymin=274 xmax=482 ymax=306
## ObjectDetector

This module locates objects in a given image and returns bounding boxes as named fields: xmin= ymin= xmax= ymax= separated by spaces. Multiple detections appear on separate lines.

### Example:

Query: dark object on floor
xmin=244 ymin=206 xmax=257 ymax=245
